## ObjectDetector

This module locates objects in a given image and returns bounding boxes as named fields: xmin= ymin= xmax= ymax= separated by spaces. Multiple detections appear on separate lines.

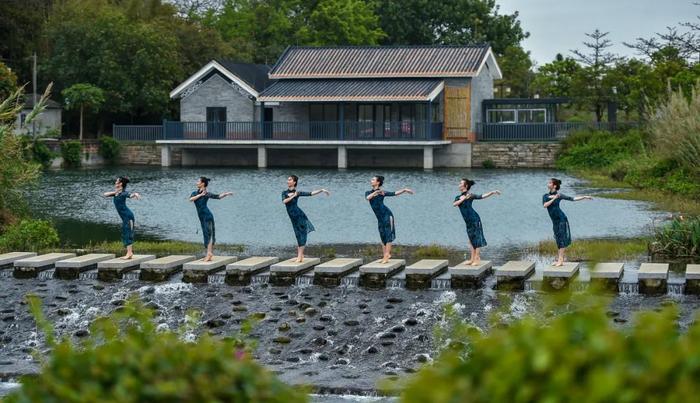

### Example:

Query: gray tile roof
xmin=269 ymin=45 xmax=491 ymax=79
xmin=259 ymin=79 xmax=443 ymax=102
xmin=23 ymin=95 xmax=61 ymax=109
xmin=217 ymin=60 xmax=271 ymax=92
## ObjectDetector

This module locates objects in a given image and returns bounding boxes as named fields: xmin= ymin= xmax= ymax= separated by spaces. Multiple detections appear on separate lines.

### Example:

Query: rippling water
xmin=29 ymin=167 xmax=664 ymax=251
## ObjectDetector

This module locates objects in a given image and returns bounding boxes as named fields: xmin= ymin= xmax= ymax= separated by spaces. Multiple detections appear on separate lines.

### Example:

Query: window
xmin=487 ymin=108 xmax=548 ymax=124
xmin=488 ymin=109 xmax=516 ymax=123
xmin=518 ymin=109 xmax=546 ymax=123
xmin=206 ymin=107 xmax=226 ymax=122
xmin=309 ymin=104 xmax=338 ymax=121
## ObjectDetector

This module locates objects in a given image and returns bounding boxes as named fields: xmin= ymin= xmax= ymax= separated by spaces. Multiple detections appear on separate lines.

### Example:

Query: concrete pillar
xmin=161 ymin=145 xmax=172 ymax=167
xmin=423 ymin=146 xmax=434 ymax=170
xmin=257 ymin=146 xmax=267 ymax=168
xmin=337 ymin=146 xmax=347 ymax=169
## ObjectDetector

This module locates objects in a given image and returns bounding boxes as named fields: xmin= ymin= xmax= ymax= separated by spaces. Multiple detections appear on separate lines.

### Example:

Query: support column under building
xmin=257 ymin=146 xmax=267 ymax=168
xmin=337 ymin=146 xmax=347 ymax=169
xmin=423 ymin=146 xmax=434 ymax=170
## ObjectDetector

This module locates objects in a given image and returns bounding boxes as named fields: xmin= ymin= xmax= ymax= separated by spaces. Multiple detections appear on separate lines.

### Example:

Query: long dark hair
xmin=461 ymin=178 xmax=475 ymax=191
xmin=199 ymin=176 xmax=210 ymax=187
xmin=550 ymin=177 xmax=562 ymax=190
xmin=289 ymin=175 xmax=299 ymax=187
xmin=117 ymin=176 xmax=130 ymax=190
xmin=374 ymin=175 xmax=384 ymax=187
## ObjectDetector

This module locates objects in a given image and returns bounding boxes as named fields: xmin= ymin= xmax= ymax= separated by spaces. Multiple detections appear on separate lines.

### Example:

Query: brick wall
xmin=471 ymin=142 xmax=561 ymax=168
xmin=119 ymin=143 xmax=181 ymax=166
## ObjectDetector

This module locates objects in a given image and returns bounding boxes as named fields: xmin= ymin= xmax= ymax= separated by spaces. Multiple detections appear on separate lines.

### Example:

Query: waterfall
xmin=341 ymin=276 xmax=359 ymax=287
xmin=208 ymin=273 xmax=225 ymax=285
xmin=295 ymin=276 xmax=313 ymax=287
xmin=252 ymin=274 xmax=269 ymax=285
xmin=123 ymin=270 xmax=140 ymax=281
xmin=386 ymin=278 xmax=405 ymax=289
xmin=79 ymin=270 xmax=98 ymax=280
xmin=618 ymin=282 xmax=638 ymax=294
xmin=38 ymin=269 xmax=55 ymax=280
xmin=430 ymin=278 xmax=451 ymax=290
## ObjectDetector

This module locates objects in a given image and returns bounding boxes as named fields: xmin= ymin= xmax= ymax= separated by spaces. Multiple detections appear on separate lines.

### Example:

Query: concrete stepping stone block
xmin=225 ymin=257 xmax=279 ymax=286
xmin=685 ymin=264 xmax=700 ymax=295
xmin=495 ymin=261 xmax=535 ymax=291
xmin=405 ymin=259 xmax=448 ymax=290
xmin=638 ymin=263 xmax=669 ymax=295
xmin=449 ymin=260 xmax=493 ymax=289
xmin=55 ymin=254 xmax=115 ymax=280
xmin=543 ymin=262 xmax=580 ymax=291
xmin=97 ymin=255 xmax=156 ymax=281
xmin=589 ymin=263 xmax=624 ymax=292
xmin=313 ymin=258 xmax=363 ymax=287
xmin=13 ymin=253 xmax=76 ymax=279
xmin=140 ymin=255 xmax=195 ymax=282
xmin=269 ymin=258 xmax=321 ymax=286
xmin=182 ymin=256 xmax=238 ymax=283
xmin=359 ymin=259 xmax=406 ymax=289
xmin=0 ymin=252 xmax=36 ymax=270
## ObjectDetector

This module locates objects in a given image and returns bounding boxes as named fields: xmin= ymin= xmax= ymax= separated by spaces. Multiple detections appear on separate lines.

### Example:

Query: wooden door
xmin=443 ymin=85 xmax=471 ymax=140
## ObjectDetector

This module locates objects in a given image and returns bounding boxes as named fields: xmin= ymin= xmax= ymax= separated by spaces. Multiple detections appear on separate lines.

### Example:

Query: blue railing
xmin=114 ymin=121 xmax=444 ymax=142
xmin=476 ymin=122 xmax=638 ymax=142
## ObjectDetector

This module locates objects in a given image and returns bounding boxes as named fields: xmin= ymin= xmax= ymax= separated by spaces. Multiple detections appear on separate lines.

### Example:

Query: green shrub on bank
xmin=30 ymin=140 xmax=56 ymax=168
xmin=0 ymin=219 xmax=59 ymax=251
xmin=60 ymin=140 xmax=83 ymax=167
xmin=7 ymin=296 xmax=307 ymax=403
xmin=556 ymin=129 xmax=647 ymax=170
xmin=98 ymin=135 xmax=121 ymax=164
xmin=649 ymin=82 xmax=700 ymax=170
xmin=400 ymin=302 xmax=700 ymax=403
xmin=651 ymin=216 xmax=700 ymax=258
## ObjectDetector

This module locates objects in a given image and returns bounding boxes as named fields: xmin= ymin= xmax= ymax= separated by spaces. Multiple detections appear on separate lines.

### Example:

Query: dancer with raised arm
xmin=189 ymin=176 xmax=233 ymax=262
xmin=282 ymin=175 xmax=330 ymax=263
xmin=103 ymin=176 xmax=141 ymax=259
xmin=366 ymin=175 xmax=414 ymax=264
xmin=453 ymin=178 xmax=500 ymax=266
xmin=543 ymin=178 xmax=593 ymax=266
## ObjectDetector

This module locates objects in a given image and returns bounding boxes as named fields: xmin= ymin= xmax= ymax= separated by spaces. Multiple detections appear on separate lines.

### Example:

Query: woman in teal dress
xmin=453 ymin=178 xmax=500 ymax=266
xmin=366 ymin=175 xmax=414 ymax=263
xmin=282 ymin=175 xmax=330 ymax=262
xmin=189 ymin=176 xmax=233 ymax=262
xmin=103 ymin=176 xmax=141 ymax=260
xmin=543 ymin=178 xmax=593 ymax=266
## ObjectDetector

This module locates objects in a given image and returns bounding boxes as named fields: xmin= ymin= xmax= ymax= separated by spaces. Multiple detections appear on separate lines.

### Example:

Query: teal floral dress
xmin=455 ymin=192 xmax=487 ymax=248
xmin=543 ymin=191 xmax=574 ymax=248
xmin=283 ymin=189 xmax=315 ymax=247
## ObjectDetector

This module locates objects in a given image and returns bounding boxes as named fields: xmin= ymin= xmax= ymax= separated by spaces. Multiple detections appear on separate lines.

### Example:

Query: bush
xmin=0 ymin=219 xmax=60 ymax=251
xmin=481 ymin=159 xmax=496 ymax=169
xmin=400 ymin=301 xmax=700 ymax=403
xmin=98 ymin=135 xmax=121 ymax=164
xmin=651 ymin=216 xmax=700 ymax=258
xmin=7 ymin=296 xmax=308 ymax=403
xmin=649 ymin=82 xmax=700 ymax=170
xmin=556 ymin=129 xmax=648 ymax=170
xmin=31 ymin=140 xmax=56 ymax=169
xmin=60 ymin=140 xmax=83 ymax=167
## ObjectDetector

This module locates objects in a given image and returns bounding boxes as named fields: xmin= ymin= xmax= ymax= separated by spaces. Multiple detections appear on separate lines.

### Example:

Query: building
xmin=154 ymin=45 xmax=502 ymax=168
xmin=15 ymin=94 xmax=62 ymax=136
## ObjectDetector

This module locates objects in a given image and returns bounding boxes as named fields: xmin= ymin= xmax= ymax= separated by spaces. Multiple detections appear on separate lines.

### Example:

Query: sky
xmin=496 ymin=0 xmax=698 ymax=66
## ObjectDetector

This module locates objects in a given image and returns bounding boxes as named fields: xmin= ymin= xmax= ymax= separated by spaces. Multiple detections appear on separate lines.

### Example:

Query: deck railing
xmin=475 ymin=122 xmax=638 ymax=142
xmin=114 ymin=121 xmax=444 ymax=142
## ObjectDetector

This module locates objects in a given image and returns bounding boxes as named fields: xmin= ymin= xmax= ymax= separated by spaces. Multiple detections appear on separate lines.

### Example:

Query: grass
xmin=56 ymin=240 xmax=244 ymax=257
xmin=598 ymin=189 xmax=700 ymax=216
xmin=413 ymin=244 xmax=455 ymax=259
xmin=531 ymin=238 xmax=649 ymax=262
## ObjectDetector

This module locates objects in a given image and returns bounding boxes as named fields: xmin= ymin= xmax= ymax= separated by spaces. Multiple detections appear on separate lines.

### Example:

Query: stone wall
xmin=180 ymin=74 xmax=256 ymax=121
xmin=119 ymin=143 xmax=181 ymax=166
xmin=471 ymin=142 xmax=561 ymax=168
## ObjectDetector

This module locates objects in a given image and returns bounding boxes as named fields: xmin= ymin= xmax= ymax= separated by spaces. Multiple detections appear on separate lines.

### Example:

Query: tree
xmin=375 ymin=0 xmax=528 ymax=54
xmin=531 ymin=54 xmax=581 ymax=98
xmin=496 ymin=45 xmax=533 ymax=98
xmin=62 ymin=83 xmax=105 ymax=140
xmin=0 ymin=0 xmax=53 ymax=84
xmin=570 ymin=29 xmax=620 ymax=122
xmin=293 ymin=0 xmax=385 ymax=46
xmin=0 ymin=62 xmax=18 ymax=102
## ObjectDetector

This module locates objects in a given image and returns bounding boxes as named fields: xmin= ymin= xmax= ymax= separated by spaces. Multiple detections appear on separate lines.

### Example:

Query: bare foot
xmin=463 ymin=260 xmax=473 ymax=265
xmin=471 ymin=260 xmax=481 ymax=266
xmin=204 ymin=254 xmax=214 ymax=262
xmin=122 ymin=254 xmax=133 ymax=260
xmin=553 ymin=261 xmax=564 ymax=267
xmin=296 ymin=257 xmax=304 ymax=263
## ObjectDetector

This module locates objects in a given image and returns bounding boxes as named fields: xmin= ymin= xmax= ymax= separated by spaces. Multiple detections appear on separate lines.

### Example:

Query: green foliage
xmin=80 ymin=240 xmax=244 ymax=256
xmin=400 ymin=302 xmax=700 ymax=403
xmin=7 ymin=296 xmax=307 ymax=403
xmin=651 ymin=216 xmax=700 ymax=258
xmin=556 ymin=129 xmax=648 ymax=170
xmin=530 ymin=53 xmax=581 ymax=98
xmin=413 ymin=244 xmax=451 ymax=259
xmin=30 ymin=140 xmax=56 ymax=169
xmin=0 ymin=219 xmax=60 ymax=251
xmin=649 ymin=82 xmax=700 ymax=171
xmin=481 ymin=159 xmax=495 ymax=169
xmin=496 ymin=45 xmax=533 ymax=98
xmin=98 ymin=135 xmax=121 ymax=164
xmin=60 ymin=140 xmax=83 ymax=168
xmin=0 ymin=61 xmax=18 ymax=101
xmin=533 ymin=238 xmax=648 ymax=262
xmin=62 ymin=83 xmax=105 ymax=113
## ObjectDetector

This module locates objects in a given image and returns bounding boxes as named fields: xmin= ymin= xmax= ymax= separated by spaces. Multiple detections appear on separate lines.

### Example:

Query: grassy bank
xmin=37 ymin=240 xmax=245 ymax=257
xmin=528 ymin=238 xmax=649 ymax=262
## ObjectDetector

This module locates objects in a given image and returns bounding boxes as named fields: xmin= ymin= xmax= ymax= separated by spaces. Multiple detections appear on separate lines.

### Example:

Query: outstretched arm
xmin=103 ymin=191 xmax=116 ymax=197
xmin=129 ymin=192 xmax=141 ymax=200
xmin=481 ymin=190 xmax=502 ymax=199
xmin=310 ymin=189 xmax=330 ymax=196
xmin=216 ymin=192 xmax=233 ymax=199
xmin=573 ymin=195 xmax=593 ymax=201
xmin=394 ymin=188 xmax=415 ymax=196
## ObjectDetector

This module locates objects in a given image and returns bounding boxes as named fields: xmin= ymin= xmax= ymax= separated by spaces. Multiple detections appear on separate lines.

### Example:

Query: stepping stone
xmin=13 ymin=253 xmax=76 ymax=279
xmin=54 ymin=254 xmax=115 ymax=280
xmin=589 ymin=263 xmax=624 ymax=292
xmin=449 ymin=260 xmax=493 ymax=289
xmin=97 ymin=255 xmax=156 ymax=281
xmin=313 ymin=258 xmax=363 ymax=288
xmin=269 ymin=258 xmax=321 ymax=286
xmin=0 ymin=252 xmax=36 ymax=270
xmin=359 ymin=259 xmax=406 ymax=289
xmin=638 ymin=263 xmax=669 ymax=295
xmin=684 ymin=264 xmax=700 ymax=295
xmin=405 ymin=259 xmax=448 ymax=290
xmin=495 ymin=261 xmax=535 ymax=291
xmin=182 ymin=256 xmax=238 ymax=283
xmin=140 ymin=255 xmax=195 ymax=282
xmin=543 ymin=262 xmax=580 ymax=291
xmin=225 ymin=257 xmax=279 ymax=286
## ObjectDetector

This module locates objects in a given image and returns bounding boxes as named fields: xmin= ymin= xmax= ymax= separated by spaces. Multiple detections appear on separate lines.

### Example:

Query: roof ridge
xmin=285 ymin=44 xmax=491 ymax=50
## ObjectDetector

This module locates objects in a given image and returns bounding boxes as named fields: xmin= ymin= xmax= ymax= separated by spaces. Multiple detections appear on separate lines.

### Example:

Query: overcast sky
xmin=496 ymin=0 xmax=698 ymax=66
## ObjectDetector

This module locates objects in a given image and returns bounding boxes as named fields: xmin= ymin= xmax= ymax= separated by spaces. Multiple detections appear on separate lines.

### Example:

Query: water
xmin=29 ymin=167 xmax=664 ymax=253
